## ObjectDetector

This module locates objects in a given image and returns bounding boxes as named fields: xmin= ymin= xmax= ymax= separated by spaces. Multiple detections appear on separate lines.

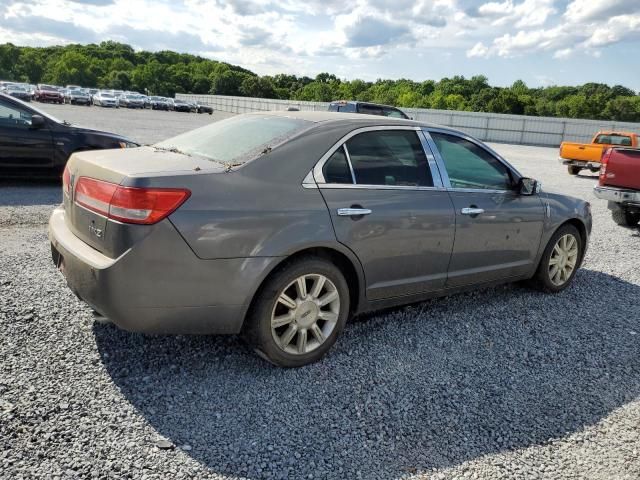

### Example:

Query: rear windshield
xmin=594 ymin=134 xmax=633 ymax=146
xmin=154 ymin=115 xmax=313 ymax=166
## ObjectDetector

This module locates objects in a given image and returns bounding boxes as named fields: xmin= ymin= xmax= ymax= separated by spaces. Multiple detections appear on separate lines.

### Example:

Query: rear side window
xmin=155 ymin=115 xmax=313 ymax=165
xmin=323 ymin=147 xmax=353 ymax=184
xmin=345 ymin=130 xmax=433 ymax=187
xmin=431 ymin=132 xmax=513 ymax=190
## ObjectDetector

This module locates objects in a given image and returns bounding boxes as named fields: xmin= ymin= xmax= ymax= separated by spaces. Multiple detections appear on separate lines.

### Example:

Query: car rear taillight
xmin=62 ymin=166 xmax=71 ymax=197
xmin=74 ymin=177 xmax=190 ymax=225
xmin=599 ymin=148 xmax=613 ymax=184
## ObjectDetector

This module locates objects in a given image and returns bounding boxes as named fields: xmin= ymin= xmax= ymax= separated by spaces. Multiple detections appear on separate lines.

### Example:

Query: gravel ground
xmin=1 ymin=106 xmax=639 ymax=479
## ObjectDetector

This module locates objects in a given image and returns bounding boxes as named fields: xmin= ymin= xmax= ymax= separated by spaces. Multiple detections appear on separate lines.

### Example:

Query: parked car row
xmin=0 ymin=81 xmax=213 ymax=114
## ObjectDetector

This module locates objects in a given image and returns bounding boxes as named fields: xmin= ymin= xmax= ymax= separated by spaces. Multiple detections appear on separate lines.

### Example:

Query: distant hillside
xmin=1 ymin=42 xmax=639 ymax=122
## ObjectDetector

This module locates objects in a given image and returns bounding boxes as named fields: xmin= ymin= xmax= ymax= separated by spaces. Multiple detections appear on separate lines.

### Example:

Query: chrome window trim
xmin=423 ymin=127 xmax=522 ymax=193
xmin=343 ymin=144 xmax=357 ymax=184
xmin=317 ymin=184 xmax=448 ymax=192
xmin=310 ymin=125 xmax=444 ymax=192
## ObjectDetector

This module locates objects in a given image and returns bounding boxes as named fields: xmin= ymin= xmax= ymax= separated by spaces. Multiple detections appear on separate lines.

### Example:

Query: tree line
xmin=1 ymin=41 xmax=639 ymax=122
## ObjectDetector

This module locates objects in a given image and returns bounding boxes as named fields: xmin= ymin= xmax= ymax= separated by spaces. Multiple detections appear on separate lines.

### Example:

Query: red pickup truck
xmin=594 ymin=147 xmax=640 ymax=226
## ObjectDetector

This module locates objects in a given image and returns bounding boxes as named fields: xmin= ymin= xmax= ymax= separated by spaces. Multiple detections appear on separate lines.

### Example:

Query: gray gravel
xmin=1 ymin=106 xmax=639 ymax=479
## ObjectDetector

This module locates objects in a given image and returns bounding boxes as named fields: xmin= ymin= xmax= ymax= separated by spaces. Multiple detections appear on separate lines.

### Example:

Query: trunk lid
xmin=601 ymin=148 xmax=640 ymax=190
xmin=64 ymin=146 xmax=224 ymax=257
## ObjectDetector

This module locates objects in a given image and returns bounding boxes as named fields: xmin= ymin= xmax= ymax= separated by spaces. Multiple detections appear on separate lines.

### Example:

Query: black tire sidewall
xmin=247 ymin=257 xmax=350 ymax=367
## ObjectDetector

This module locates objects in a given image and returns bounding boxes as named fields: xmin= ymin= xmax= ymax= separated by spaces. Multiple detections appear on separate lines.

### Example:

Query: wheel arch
xmin=241 ymin=245 xmax=366 ymax=332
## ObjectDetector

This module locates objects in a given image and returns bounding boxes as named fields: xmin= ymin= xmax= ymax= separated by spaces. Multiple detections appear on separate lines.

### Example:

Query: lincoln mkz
xmin=49 ymin=112 xmax=592 ymax=366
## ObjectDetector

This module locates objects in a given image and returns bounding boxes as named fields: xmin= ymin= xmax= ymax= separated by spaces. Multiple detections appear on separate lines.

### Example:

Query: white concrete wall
xmin=177 ymin=93 xmax=640 ymax=148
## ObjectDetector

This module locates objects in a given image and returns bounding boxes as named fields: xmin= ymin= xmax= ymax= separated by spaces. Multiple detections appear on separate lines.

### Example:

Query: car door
xmin=314 ymin=127 xmax=456 ymax=300
xmin=425 ymin=130 xmax=545 ymax=287
xmin=0 ymin=96 xmax=54 ymax=169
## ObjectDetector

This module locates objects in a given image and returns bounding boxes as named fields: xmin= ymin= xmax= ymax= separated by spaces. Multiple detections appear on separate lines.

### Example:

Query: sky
xmin=0 ymin=0 xmax=639 ymax=90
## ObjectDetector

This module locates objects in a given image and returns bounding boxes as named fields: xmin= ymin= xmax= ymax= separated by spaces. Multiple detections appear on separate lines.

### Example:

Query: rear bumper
xmin=48 ymin=207 xmax=279 ymax=334
xmin=594 ymin=185 xmax=640 ymax=206
xmin=558 ymin=157 xmax=601 ymax=169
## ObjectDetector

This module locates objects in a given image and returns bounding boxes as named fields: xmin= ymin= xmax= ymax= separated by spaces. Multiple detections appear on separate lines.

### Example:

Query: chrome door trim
xmin=343 ymin=144 xmax=357 ymax=184
xmin=421 ymin=130 xmax=451 ymax=189
xmin=317 ymin=184 xmax=448 ymax=191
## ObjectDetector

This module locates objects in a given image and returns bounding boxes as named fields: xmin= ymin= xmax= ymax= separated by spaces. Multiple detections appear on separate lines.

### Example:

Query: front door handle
xmin=461 ymin=207 xmax=485 ymax=216
xmin=337 ymin=208 xmax=372 ymax=216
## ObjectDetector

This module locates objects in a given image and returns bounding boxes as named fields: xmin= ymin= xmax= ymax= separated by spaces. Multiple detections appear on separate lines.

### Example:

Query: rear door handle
xmin=461 ymin=207 xmax=485 ymax=216
xmin=337 ymin=208 xmax=372 ymax=216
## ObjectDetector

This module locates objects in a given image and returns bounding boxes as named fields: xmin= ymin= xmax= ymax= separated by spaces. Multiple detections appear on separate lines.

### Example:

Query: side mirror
xmin=518 ymin=177 xmax=541 ymax=195
xmin=30 ymin=115 xmax=45 ymax=129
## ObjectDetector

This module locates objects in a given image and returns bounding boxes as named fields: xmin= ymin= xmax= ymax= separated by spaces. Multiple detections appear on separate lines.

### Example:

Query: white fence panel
xmin=176 ymin=94 xmax=640 ymax=147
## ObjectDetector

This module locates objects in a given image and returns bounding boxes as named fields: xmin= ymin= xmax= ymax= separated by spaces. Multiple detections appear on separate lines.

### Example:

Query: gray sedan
xmin=49 ymin=112 xmax=592 ymax=367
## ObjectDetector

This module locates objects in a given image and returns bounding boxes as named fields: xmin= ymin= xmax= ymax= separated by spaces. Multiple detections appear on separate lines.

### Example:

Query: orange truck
xmin=559 ymin=131 xmax=640 ymax=175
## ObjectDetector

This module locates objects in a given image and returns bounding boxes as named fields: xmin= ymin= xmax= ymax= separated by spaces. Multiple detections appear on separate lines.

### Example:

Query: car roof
xmin=597 ymin=131 xmax=637 ymax=136
xmin=245 ymin=110 xmax=438 ymax=129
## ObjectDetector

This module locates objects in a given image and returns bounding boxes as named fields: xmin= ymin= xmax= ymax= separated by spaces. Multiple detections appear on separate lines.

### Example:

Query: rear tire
xmin=244 ymin=257 xmax=350 ymax=367
xmin=611 ymin=207 xmax=640 ymax=227
xmin=528 ymin=224 xmax=583 ymax=293
xmin=567 ymin=166 xmax=581 ymax=175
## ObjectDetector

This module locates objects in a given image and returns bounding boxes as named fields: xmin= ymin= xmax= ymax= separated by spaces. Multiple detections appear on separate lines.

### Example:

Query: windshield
xmin=101 ymin=93 xmax=114 ymax=98
xmin=154 ymin=114 xmax=313 ymax=165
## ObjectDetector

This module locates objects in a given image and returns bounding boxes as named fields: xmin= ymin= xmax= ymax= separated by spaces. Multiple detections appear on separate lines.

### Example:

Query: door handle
xmin=461 ymin=207 xmax=485 ymax=216
xmin=337 ymin=208 xmax=372 ymax=216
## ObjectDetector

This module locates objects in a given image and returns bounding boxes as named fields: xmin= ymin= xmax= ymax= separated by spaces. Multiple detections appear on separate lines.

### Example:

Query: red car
xmin=594 ymin=147 xmax=640 ymax=226
xmin=35 ymin=85 xmax=64 ymax=104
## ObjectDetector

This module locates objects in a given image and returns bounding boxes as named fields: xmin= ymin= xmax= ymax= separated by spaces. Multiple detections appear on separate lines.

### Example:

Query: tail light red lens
xmin=74 ymin=177 xmax=190 ymax=225
xmin=599 ymin=148 xmax=612 ymax=184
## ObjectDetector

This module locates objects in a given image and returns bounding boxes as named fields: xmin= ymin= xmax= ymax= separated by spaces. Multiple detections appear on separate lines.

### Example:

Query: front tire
xmin=529 ymin=224 xmax=583 ymax=293
xmin=245 ymin=257 xmax=350 ymax=367
xmin=567 ymin=166 xmax=581 ymax=175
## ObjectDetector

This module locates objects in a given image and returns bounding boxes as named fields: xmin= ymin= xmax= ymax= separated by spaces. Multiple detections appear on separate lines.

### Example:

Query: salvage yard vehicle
xmin=6 ymin=84 xmax=31 ymax=102
xmin=93 ymin=91 xmax=118 ymax=108
xmin=49 ymin=112 xmax=592 ymax=367
xmin=64 ymin=89 xmax=91 ymax=106
xmin=559 ymin=131 xmax=640 ymax=175
xmin=172 ymin=99 xmax=193 ymax=112
xmin=149 ymin=96 xmax=170 ymax=110
xmin=195 ymin=102 xmax=213 ymax=115
xmin=35 ymin=84 xmax=64 ymax=103
xmin=594 ymin=147 xmax=640 ymax=226
xmin=0 ymin=92 xmax=137 ymax=176
xmin=119 ymin=94 xmax=145 ymax=109
xmin=329 ymin=100 xmax=410 ymax=119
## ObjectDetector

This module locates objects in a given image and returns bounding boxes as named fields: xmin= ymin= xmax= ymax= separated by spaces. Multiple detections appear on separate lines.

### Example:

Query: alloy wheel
xmin=548 ymin=234 xmax=579 ymax=286
xmin=271 ymin=274 xmax=340 ymax=355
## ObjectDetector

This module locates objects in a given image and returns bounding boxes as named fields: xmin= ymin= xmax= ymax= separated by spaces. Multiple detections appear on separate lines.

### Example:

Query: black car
xmin=0 ymin=92 xmax=138 ymax=176
xmin=172 ymin=99 xmax=193 ymax=112
xmin=149 ymin=96 xmax=170 ymax=110
xmin=195 ymin=103 xmax=213 ymax=115
xmin=328 ymin=100 xmax=409 ymax=119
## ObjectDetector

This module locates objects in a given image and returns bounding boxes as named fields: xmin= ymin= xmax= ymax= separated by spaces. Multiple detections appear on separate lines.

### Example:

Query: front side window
xmin=430 ymin=132 xmax=513 ymax=191
xmin=345 ymin=130 xmax=433 ymax=187
xmin=0 ymin=99 xmax=32 ymax=127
